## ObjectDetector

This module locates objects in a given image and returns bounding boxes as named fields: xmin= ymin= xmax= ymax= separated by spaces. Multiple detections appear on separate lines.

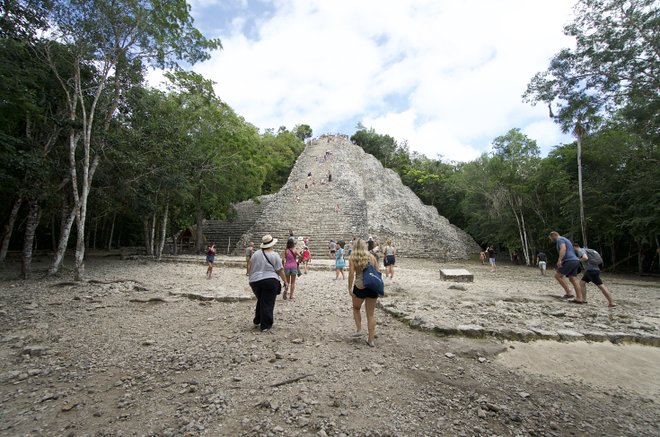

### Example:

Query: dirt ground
xmin=0 ymin=254 xmax=658 ymax=436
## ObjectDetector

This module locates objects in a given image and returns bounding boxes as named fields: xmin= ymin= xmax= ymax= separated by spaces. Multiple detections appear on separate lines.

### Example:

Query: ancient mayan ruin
xmin=204 ymin=134 xmax=480 ymax=259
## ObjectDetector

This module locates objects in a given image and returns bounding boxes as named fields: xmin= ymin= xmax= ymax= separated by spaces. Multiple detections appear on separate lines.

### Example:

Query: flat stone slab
xmin=439 ymin=268 xmax=474 ymax=282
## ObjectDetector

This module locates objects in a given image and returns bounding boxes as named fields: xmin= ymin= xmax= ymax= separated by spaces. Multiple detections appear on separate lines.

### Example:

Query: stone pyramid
xmin=208 ymin=134 xmax=479 ymax=259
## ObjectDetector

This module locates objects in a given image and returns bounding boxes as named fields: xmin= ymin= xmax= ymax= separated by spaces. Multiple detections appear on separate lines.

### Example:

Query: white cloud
xmin=191 ymin=0 xmax=577 ymax=161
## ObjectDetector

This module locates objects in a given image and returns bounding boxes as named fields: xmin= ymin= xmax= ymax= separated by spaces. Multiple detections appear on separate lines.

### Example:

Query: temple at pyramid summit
xmin=203 ymin=134 xmax=480 ymax=259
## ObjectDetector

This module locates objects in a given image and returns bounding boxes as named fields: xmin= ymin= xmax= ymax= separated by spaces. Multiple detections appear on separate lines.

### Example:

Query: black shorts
xmin=353 ymin=286 xmax=379 ymax=299
xmin=384 ymin=255 xmax=395 ymax=266
xmin=581 ymin=269 xmax=603 ymax=285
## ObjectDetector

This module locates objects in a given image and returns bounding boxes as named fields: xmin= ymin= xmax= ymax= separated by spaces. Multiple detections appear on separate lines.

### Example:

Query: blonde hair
xmin=350 ymin=239 xmax=370 ymax=271
xmin=386 ymin=239 xmax=392 ymax=246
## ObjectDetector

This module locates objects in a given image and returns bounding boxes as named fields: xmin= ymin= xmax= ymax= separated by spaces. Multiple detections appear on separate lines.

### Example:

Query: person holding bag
xmin=248 ymin=235 xmax=288 ymax=332
xmin=347 ymin=239 xmax=383 ymax=347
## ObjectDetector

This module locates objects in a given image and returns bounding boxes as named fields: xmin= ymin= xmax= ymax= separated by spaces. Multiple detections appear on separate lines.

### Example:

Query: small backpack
xmin=584 ymin=248 xmax=603 ymax=267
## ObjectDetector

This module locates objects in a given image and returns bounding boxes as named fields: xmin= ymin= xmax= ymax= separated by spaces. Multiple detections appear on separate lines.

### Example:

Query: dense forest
xmin=1 ymin=0 xmax=658 ymax=277
xmin=352 ymin=0 xmax=659 ymax=274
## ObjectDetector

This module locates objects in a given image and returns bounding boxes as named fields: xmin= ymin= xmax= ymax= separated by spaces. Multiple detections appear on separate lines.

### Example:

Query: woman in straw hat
xmin=347 ymin=239 xmax=381 ymax=347
xmin=248 ymin=235 xmax=288 ymax=332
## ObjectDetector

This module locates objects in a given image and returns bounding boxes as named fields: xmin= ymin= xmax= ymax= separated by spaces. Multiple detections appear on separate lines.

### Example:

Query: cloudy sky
xmin=174 ymin=0 xmax=577 ymax=162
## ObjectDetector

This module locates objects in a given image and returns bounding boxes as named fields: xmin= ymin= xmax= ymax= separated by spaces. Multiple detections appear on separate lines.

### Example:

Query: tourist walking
xmin=347 ymin=239 xmax=382 ymax=347
xmin=487 ymin=245 xmax=496 ymax=272
xmin=537 ymin=251 xmax=547 ymax=276
xmin=206 ymin=244 xmax=216 ymax=278
xmin=245 ymin=242 xmax=254 ymax=276
xmin=300 ymin=245 xmax=311 ymax=274
xmin=282 ymin=239 xmax=299 ymax=300
xmin=382 ymin=239 xmax=397 ymax=279
xmin=335 ymin=241 xmax=346 ymax=280
xmin=548 ymin=231 xmax=584 ymax=303
xmin=328 ymin=240 xmax=337 ymax=259
xmin=248 ymin=235 xmax=288 ymax=332
xmin=368 ymin=237 xmax=380 ymax=266
xmin=573 ymin=243 xmax=616 ymax=307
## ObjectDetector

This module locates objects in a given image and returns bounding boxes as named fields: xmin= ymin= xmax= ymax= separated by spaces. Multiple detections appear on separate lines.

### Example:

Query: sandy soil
xmin=0 ymin=254 xmax=658 ymax=436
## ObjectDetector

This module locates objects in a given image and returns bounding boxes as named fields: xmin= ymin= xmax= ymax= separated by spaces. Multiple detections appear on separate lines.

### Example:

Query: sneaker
xmin=351 ymin=331 xmax=363 ymax=338
xmin=261 ymin=328 xmax=271 ymax=333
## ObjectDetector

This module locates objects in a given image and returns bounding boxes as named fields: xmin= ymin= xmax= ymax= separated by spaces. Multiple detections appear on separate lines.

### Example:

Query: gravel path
xmin=0 ymin=256 xmax=658 ymax=436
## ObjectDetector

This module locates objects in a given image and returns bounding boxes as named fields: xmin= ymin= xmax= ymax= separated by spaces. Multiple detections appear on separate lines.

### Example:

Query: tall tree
xmin=524 ymin=0 xmax=660 ymax=248
xmin=39 ymin=0 xmax=221 ymax=279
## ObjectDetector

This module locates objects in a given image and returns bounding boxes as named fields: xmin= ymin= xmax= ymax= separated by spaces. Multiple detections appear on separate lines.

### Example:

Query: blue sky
xmin=154 ymin=0 xmax=578 ymax=162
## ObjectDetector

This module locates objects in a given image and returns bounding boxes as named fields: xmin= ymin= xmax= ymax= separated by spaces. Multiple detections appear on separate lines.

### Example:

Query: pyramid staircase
xmin=205 ymin=134 xmax=479 ymax=259
xmin=202 ymin=195 xmax=274 ymax=254
xmin=237 ymin=136 xmax=368 ymax=258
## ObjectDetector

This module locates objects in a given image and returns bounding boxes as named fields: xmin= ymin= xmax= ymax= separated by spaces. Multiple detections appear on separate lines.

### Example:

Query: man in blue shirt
xmin=549 ymin=231 xmax=584 ymax=303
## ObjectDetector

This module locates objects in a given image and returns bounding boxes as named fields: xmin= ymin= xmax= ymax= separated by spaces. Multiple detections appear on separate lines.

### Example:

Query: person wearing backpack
xmin=347 ymin=239 xmax=382 ymax=347
xmin=573 ymin=243 xmax=617 ymax=308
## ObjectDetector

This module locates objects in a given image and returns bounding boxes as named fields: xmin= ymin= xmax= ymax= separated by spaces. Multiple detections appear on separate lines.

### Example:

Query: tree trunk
xmin=638 ymin=244 xmax=644 ymax=275
xmin=0 ymin=194 xmax=23 ymax=263
xmin=172 ymin=232 xmax=178 ymax=256
xmin=92 ymin=219 xmax=98 ymax=250
xmin=49 ymin=201 xmax=77 ymax=275
xmin=72 ymin=155 xmax=99 ymax=281
xmin=50 ymin=216 xmax=57 ymax=252
xmin=107 ymin=212 xmax=116 ymax=251
xmin=575 ymin=128 xmax=588 ymax=247
xmin=156 ymin=204 xmax=168 ymax=261
xmin=21 ymin=200 xmax=40 ymax=279
xmin=150 ymin=211 xmax=156 ymax=258
xmin=520 ymin=213 xmax=531 ymax=266
xmin=143 ymin=218 xmax=151 ymax=255
xmin=195 ymin=209 xmax=205 ymax=254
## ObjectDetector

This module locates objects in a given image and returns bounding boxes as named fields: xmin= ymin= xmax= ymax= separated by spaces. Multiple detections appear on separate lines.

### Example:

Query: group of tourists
xmin=244 ymin=234 xmax=390 ymax=346
xmin=208 ymin=226 xmax=616 ymax=351
xmin=480 ymin=232 xmax=616 ymax=308
xmin=549 ymin=231 xmax=616 ymax=307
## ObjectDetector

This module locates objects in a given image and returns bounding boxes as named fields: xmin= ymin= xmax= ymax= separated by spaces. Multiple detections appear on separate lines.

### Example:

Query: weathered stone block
xmin=457 ymin=324 xmax=485 ymax=337
xmin=581 ymin=331 xmax=609 ymax=342
xmin=496 ymin=327 xmax=536 ymax=342
xmin=439 ymin=268 xmax=474 ymax=282
xmin=556 ymin=329 xmax=584 ymax=341
xmin=529 ymin=328 xmax=560 ymax=340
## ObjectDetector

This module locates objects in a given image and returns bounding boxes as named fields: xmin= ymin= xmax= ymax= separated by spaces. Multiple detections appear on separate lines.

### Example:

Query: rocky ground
xmin=0 ymin=254 xmax=658 ymax=436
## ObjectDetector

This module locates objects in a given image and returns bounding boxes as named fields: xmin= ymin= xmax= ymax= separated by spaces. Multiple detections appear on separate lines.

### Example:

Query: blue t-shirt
xmin=556 ymin=236 xmax=578 ymax=261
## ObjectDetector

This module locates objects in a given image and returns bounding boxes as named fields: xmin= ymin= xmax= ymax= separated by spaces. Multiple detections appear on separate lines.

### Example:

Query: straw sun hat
xmin=260 ymin=235 xmax=278 ymax=249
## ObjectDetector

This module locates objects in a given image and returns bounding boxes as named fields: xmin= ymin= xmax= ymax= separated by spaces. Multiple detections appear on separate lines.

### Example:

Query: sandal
xmin=562 ymin=294 xmax=575 ymax=299
xmin=569 ymin=299 xmax=586 ymax=304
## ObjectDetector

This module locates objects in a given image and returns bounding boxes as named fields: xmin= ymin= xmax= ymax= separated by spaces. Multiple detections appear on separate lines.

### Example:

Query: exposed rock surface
xmin=0 ymin=256 xmax=658 ymax=436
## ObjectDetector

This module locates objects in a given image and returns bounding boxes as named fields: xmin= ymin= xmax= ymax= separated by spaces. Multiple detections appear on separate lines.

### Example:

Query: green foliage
xmin=259 ymin=129 xmax=306 ymax=193
xmin=524 ymin=0 xmax=659 ymax=137
xmin=293 ymin=124 xmax=313 ymax=141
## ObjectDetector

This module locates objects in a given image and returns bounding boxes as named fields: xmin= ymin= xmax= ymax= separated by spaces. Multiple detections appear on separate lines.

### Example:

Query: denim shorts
xmin=285 ymin=267 xmax=299 ymax=276
xmin=557 ymin=259 xmax=580 ymax=277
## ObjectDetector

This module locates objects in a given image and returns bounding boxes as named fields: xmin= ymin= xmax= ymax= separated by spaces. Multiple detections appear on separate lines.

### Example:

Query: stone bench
xmin=439 ymin=268 xmax=473 ymax=282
